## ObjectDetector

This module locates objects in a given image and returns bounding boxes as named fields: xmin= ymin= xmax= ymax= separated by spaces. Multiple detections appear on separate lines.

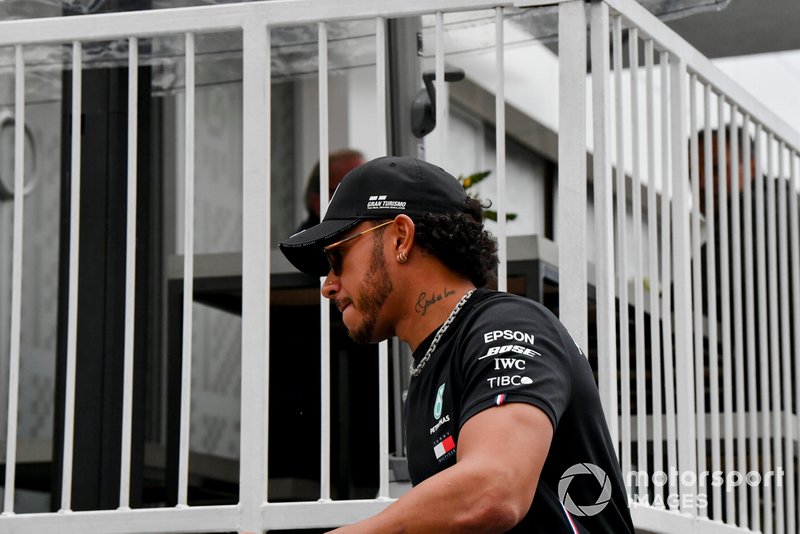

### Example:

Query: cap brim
xmin=279 ymin=218 xmax=360 ymax=276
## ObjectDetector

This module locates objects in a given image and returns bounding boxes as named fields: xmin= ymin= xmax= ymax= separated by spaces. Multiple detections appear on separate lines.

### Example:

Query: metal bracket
xmin=410 ymin=68 xmax=465 ymax=138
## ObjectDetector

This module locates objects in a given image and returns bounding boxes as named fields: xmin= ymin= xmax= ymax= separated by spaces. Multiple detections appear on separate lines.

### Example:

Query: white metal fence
xmin=561 ymin=1 xmax=800 ymax=533
xmin=0 ymin=0 xmax=797 ymax=532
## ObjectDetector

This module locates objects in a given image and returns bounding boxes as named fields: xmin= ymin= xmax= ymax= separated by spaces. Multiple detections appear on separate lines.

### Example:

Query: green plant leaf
xmin=457 ymin=169 xmax=518 ymax=222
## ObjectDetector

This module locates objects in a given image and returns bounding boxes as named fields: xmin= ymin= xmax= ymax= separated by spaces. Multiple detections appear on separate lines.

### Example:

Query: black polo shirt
xmin=405 ymin=289 xmax=634 ymax=533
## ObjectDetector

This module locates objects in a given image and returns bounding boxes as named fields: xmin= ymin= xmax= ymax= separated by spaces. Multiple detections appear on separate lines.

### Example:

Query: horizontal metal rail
xmin=0 ymin=0 xmax=513 ymax=46
xmin=0 ymin=501 xmax=393 ymax=534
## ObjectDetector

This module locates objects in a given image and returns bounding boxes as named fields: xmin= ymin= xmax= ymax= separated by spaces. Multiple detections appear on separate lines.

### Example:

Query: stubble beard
xmin=348 ymin=235 xmax=393 ymax=345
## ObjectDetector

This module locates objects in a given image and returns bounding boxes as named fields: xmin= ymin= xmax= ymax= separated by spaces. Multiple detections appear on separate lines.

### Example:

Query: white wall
xmin=0 ymin=99 xmax=62 ymax=443
xmin=294 ymin=72 xmax=352 ymax=225
xmin=346 ymin=66 xmax=383 ymax=160
xmin=714 ymin=49 xmax=800 ymax=136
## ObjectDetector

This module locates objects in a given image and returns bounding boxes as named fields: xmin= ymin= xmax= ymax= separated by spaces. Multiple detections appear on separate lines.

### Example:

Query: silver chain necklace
xmin=409 ymin=289 xmax=476 ymax=377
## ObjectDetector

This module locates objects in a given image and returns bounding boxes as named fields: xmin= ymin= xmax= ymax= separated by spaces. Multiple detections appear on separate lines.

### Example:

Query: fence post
xmin=668 ymin=54 xmax=698 ymax=512
xmin=240 ymin=20 xmax=271 ymax=534
xmin=557 ymin=0 xmax=588 ymax=350
xmin=589 ymin=0 xmax=618 ymax=448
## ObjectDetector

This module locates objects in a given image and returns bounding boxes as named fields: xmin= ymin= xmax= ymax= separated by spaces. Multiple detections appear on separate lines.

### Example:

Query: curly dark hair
xmin=413 ymin=197 xmax=498 ymax=287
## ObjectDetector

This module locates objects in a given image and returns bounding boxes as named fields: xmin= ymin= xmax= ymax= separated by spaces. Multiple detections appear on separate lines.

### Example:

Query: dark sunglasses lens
xmin=325 ymin=248 xmax=342 ymax=275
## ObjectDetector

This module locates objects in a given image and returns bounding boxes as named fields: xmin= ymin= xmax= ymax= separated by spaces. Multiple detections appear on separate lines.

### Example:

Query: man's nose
xmin=321 ymin=272 xmax=339 ymax=299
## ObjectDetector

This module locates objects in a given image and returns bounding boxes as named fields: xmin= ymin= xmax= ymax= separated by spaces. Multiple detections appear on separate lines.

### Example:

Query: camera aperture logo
xmin=558 ymin=463 xmax=612 ymax=517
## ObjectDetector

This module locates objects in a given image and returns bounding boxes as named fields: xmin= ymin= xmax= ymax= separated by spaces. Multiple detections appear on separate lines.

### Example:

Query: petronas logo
xmin=433 ymin=383 xmax=446 ymax=419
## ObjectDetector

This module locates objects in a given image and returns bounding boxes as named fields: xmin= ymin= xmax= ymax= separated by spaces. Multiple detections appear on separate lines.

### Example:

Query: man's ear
xmin=393 ymin=214 xmax=415 ymax=256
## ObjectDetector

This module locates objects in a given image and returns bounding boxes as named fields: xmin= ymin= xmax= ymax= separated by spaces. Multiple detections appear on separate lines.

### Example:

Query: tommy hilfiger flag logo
xmin=433 ymin=435 xmax=455 ymax=459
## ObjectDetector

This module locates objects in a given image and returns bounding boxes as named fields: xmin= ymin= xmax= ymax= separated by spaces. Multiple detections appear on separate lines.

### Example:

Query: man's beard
xmin=348 ymin=235 xmax=393 ymax=344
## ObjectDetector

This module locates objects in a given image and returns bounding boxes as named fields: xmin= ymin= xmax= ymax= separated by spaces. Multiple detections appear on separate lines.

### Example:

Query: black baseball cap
xmin=279 ymin=156 xmax=468 ymax=276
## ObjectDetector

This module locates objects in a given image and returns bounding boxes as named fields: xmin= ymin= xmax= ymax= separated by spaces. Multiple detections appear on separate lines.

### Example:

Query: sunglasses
xmin=323 ymin=220 xmax=394 ymax=276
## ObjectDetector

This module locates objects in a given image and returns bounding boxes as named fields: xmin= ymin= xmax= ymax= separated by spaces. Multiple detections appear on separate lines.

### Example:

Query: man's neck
xmin=396 ymin=280 xmax=476 ymax=352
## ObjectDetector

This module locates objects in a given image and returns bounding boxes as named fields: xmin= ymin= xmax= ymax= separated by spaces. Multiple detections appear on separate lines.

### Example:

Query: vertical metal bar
xmin=660 ymin=51 xmax=678 ymax=501
xmin=729 ymin=107 xmax=748 ymax=527
xmin=240 ymin=20 xmax=270 ymax=528
xmin=765 ymin=132 xmax=783 ymax=534
xmin=590 ymin=0 xmax=618 ymax=448
xmin=669 ymin=54 xmax=698 ymax=511
xmin=612 ymin=15 xmax=631 ymax=491
xmin=119 ymin=36 xmax=139 ymax=510
xmin=754 ymin=125 xmax=772 ymax=534
xmin=689 ymin=77 xmax=706 ymax=518
xmin=0 ymin=157 xmax=6 ymax=508
xmin=558 ymin=0 xmax=588 ymax=351
xmin=776 ymin=141 xmax=795 ymax=534
xmin=628 ymin=28 xmax=647 ymax=497
xmin=377 ymin=337 xmax=390 ymax=499
xmin=644 ymin=38 xmax=662 ymax=504
xmin=375 ymin=16 xmax=391 ymax=500
xmin=318 ymin=21 xmax=330 ymax=215
xmin=742 ymin=113 xmax=760 ymax=530
xmin=3 ymin=44 xmax=25 ymax=515
xmin=376 ymin=17 xmax=388 ymax=157
xmin=391 ymin=337 xmax=404 ymax=456
xmin=788 ymin=149 xmax=800 ymax=534
xmin=317 ymin=20 xmax=331 ymax=502
xmin=60 ymin=40 xmax=82 ymax=513
xmin=495 ymin=6 xmax=507 ymax=293
xmin=434 ymin=11 xmax=445 ymax=165
xmin=716 ymin=94 xmax=735 ymax=524
xmin=0 ymin=209 xmax=6 ymax=512
xmin=704 ymin=84 xmax=721 ymax=521
xmin=177 ymin=31 xmax=196 ymax=508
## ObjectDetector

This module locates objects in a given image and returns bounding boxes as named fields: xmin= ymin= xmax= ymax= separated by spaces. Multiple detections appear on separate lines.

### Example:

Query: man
xmin=280 ymin=156 xmax=634 ymax=533
xmin=696 ymin=127 xmax=754 ymax=217
xmin=695 ymin=127 xmax=757 ymax=316
xmin=297 ymin=148 xmax=366 ymax=232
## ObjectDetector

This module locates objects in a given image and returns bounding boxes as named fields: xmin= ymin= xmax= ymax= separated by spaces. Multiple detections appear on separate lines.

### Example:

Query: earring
xmin=397 ymin=251 xmax=408 ymax=264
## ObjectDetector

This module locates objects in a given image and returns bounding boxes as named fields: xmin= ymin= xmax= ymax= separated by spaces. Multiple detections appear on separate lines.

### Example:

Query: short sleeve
xmin=456 ymin=296 xmax=575 ymax=431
